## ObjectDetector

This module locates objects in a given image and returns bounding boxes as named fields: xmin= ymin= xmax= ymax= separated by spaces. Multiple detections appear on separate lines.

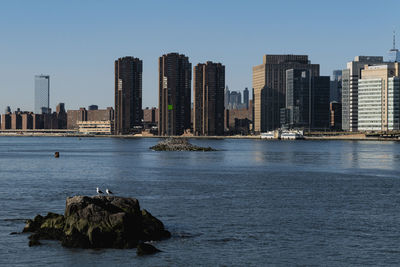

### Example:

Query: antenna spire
xmin=393 ymin=30 xmax=396 ymax=50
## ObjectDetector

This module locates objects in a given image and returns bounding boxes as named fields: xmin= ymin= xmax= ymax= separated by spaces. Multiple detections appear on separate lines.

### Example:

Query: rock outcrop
xmin=150 ymin=138 xmax=216 ymax=151
xmin=23 ymin=196 xmax=170 ymax=249
xmin=136 ymin=242 xmax=162 ymax=256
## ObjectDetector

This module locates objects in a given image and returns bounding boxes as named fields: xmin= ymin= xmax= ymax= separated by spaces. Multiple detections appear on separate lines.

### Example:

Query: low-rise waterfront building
xmin=67 ymin=107 xmax=114 ymax=129
xmin=77 ymin=120 xmax=114 ymax=134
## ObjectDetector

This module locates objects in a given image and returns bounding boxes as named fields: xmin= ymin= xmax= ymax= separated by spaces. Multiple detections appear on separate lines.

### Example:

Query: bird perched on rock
xmin=106 ymin=189 xmax=113 ymax=195
xmin=96 ymin=187 xmax=103 ymax=195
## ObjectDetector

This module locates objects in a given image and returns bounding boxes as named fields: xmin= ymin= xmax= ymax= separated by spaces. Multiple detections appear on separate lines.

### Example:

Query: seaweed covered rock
xmin=150 ymin=138 xmax=216 ymax=151
xmin=23 ymin=196 xmax=171 ymax=249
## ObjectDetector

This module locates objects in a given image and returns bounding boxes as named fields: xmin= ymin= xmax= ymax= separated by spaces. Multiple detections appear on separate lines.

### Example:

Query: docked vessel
xmin=280 ymin=130 xmax=304 ymax=140
xmin=260 ymin=130 xmax=281 ymax=140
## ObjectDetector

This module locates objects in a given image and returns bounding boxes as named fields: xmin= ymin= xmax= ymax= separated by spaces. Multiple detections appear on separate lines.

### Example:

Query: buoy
xmin=54 ymin=152 xmax=60 ymax=158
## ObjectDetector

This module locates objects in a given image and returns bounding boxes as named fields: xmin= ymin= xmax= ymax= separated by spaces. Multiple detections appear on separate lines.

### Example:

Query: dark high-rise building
xmin=252 ymin=55 xmax=319 ymax=133
xmin=311 ymin=76 xmax=330 ymax=129
xmin=56 ymin=103 xmax=65 ymax=114
xmin=34 ymin=75 xmax=50 ymax=114
xmin=56 ymin=103 xmax=67 ymax=129
xmin=284 ymin=69 xmax=330 ymax=130
xmin=193 ymin=61 xmax=225 ymax=136
xmin=243 ymin=87 xmax=249 ymax=109
xmin=158 ymin=53 xmax=191 ymax=136
xmin=285 ymin=69 xmax=312 ymax=128
xmin=114 ymin=56 xmax=143 ymax=135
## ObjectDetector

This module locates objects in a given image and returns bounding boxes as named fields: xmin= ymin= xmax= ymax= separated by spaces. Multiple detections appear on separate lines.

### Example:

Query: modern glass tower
xmin=243 ymin=87 xmax=249 ymax=109
xmin=34 ymin=75 xmax=50 ymax=114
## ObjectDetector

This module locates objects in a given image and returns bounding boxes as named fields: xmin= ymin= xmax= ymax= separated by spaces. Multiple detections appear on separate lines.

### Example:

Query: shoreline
xmin=0 ymin=132 xmax=399 ymax=141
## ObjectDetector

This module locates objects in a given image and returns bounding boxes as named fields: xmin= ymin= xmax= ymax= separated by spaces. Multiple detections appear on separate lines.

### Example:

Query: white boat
xmin=280 ymin=130 xmax=304 ymax=140
xmin=260 ymin=130 xmax=281 ymax=139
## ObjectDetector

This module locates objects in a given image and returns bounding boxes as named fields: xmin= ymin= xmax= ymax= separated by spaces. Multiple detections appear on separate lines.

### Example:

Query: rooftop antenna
xmin=393 ymin=30 xmax=396 ymax=50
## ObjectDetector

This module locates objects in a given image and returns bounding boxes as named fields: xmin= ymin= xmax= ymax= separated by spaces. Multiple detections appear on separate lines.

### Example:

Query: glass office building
xmin=34 ymin=75 xmax=50 ymax=114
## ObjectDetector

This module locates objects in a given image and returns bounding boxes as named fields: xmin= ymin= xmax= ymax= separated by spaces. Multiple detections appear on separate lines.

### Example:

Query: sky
xmin=0 ymin=0 xmax=399 ymax=112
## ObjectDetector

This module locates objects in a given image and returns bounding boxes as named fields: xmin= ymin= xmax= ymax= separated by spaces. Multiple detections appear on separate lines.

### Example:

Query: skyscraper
xmin=34 ymin=75 xmax=50 ymax=114
xmin=285 ymin=69 xmax=311 ymax=128
xmin=229 ymin=91 xmax=239 ymax=108
xmin=252 ymin=55 xmax=319 ymax=133
xmin=387 ymin=31 xmax=400 ymax=62
xmin=341 ymin=56 xmax=383 ymax=131
xmin=193 ymin=61 xmax=225 ymax=136
xmin=158 ymin=53 xmax=191 ymax=136
xmin=243 ymin=87 xmax=249 ymax=109
xmin=311 ymin=76 xmax=330 ymax=129
xmin=114 ymin=56 xmax=143 ymax=135
xmin=284 ymin=69 xmax=330 ymax=130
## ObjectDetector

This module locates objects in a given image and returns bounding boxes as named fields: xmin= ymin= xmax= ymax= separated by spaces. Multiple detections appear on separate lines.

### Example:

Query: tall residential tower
xmin=193 ymin=61 xmax=225 ymax=136
xmin=114 ymin=56 xmax=143 ymax=135
xmin=158 ymin=53 xmax=192 ymax=136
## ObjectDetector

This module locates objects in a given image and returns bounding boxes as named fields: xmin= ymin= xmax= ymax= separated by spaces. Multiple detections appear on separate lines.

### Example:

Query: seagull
xmin=96 ymin=187 xmax=104 ymax=195
xmin=106 ymin=189 xmax=113 ymax=195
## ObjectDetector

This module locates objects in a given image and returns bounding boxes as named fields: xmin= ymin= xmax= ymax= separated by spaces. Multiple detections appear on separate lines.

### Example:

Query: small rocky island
xmin=150 ymin=138 xmax=216 ymax=151
xmin=23 ymin=196 xmax=170 ymax=252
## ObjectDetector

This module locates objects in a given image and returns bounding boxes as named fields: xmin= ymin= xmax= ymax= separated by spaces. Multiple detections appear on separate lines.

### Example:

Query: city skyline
xmin=1 ymin=0 xmax=400 ymax=112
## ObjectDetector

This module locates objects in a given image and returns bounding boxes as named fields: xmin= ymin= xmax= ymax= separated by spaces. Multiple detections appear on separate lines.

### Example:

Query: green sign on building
xmin=168 ymin=104 xmax=173 ymax=110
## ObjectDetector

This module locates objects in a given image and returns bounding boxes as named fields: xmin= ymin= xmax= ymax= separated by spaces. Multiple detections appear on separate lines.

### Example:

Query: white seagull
xmin=106 ymin=189 xmax=113 ymax=195
xmin=96 ymin=187 xmax=104 ymax=195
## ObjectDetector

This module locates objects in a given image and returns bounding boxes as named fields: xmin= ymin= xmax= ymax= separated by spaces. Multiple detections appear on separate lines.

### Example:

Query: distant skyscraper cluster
xmin=3 ymin=32 xmax=400 ymax=136
xmin=224 ymin=87 xmax=249 ymax=110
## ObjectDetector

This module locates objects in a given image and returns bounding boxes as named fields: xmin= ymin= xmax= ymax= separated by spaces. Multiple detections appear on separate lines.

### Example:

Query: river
xmin=1 ymin=137 xmax=400 ymax=266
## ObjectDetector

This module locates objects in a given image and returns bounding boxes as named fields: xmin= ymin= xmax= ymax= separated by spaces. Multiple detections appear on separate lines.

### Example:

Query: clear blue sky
xmin=0 ymin=0 xmax=399 ymax=112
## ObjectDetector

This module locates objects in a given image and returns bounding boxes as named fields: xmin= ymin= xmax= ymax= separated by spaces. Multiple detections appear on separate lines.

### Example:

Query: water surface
xmin=1 ymin=137 xmax=400 ymax=266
